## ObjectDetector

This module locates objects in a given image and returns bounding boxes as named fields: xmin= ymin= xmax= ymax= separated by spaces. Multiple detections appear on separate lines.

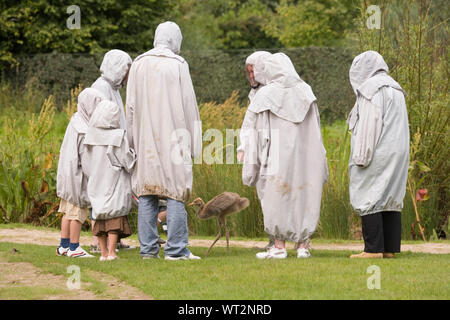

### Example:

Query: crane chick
xmin=188 ymin=192 xmax=250 ymax=255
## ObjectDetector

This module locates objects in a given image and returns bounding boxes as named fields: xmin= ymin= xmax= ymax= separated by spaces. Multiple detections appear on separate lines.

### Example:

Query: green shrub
xmin=4 ymin=47 xmax=356 ymax=123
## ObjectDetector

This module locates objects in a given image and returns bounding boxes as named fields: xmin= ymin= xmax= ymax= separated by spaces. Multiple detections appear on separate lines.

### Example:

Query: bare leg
xmin=275 ymin=239 xmax=286 ymax=249
xmin=91 ymin=220 xmax=99 ymax=247
xmin=69 ymin=220 xmax=82 ymax=244
xmin=108 ymin=233 xmax=119 ymax=258
xmin=297 ymin=239 xmax=309 ymax=249
xmin=61 ymin=216 xmax=70 ymax=239
xmin=98 ymin=235 xmax=108 ymax=259
xmin=206 ymin=218 xmax=223 ymax=256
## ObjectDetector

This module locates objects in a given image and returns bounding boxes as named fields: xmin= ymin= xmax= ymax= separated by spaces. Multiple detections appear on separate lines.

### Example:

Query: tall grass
xmin=0 ymin=82 xmax=70 ymax=226
xmin=188 ymin=92 xmax=264 ymax=237
xmin=318 ymin=123 xmax=354 ymax=239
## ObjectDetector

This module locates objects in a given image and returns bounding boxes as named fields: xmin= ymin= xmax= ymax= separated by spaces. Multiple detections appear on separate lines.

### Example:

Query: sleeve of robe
xmin=352 ymin=95 xmax=383 ymax=167
xmin=179 ymin=61 xmax=202 ymax=159
xmin=240 ymin=110 xmax=260 ymax=187
xmin=77 ymin=133 xmax=87 ymax=175
xmin=106 ymin=137 xmax=137 ymax=174
xmin=125 ymin=64 xmax=136 ymax=150
xmin=77 ymin=133 xmax=90 ymax=207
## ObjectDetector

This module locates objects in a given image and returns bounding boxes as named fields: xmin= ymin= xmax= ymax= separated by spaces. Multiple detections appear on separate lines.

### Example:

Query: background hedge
xmin=3 ymin=47 xmax=356 ymax=124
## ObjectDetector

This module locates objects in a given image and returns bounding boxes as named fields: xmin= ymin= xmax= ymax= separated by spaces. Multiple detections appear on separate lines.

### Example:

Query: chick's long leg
xmin=206 ymin=217 xmax=223 ymax=256
xmin=224 ymin=217 xmax=230 ymax=253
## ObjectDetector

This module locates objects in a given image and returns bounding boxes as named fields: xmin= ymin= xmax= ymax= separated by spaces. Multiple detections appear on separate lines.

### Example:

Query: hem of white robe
xmin=136 ymin=191 xmax=189 ymax=203
xmin=356 ymin=207 xmax=403 ymax=217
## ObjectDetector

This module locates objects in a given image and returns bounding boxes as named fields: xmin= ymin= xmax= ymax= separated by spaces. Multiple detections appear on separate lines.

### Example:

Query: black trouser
xmin=361 ymin=211 xmax=401 ymax=253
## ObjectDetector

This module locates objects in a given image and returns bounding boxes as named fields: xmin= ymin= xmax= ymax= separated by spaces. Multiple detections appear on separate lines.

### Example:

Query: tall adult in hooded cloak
xmin=126 ymin=21 xmax=202 ymax=260
xmin=240 ymin=53 xmax=328 ymax=259
xmin=347 ymin=51 xmax=409 ymax=259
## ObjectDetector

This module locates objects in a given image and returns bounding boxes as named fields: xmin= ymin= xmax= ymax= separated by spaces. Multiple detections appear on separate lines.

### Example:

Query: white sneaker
xmin=165 ymin=252 xmax=201 ymax=261
xmin=56 ymin=246 xmax=69 ymax=256
xmin=256 ymin=247 xmax=287 ymax=259
xmin=297 ymin=248 xmax=311 ymax=258
xmin=106 ymin=255 xmax=118 ymax=261
xmin=186 ymin=252 xmax=201 ymax=260
xmin=99 ymin=256 xmax=108 ymax=261
xmin=67 ymin=246 xmax=95 ymax=258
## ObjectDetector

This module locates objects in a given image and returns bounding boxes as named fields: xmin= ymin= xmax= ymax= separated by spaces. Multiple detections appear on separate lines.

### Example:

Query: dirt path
xmin=0 ymin=254 xmax=152 ymax=300
xmin=1 ymin=227 xmax=449 ymax=254
xmin=0 ymin=227 xmax=154 ymax=300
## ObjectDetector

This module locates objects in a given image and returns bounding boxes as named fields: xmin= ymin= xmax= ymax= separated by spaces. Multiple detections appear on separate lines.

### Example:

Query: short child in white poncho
xmin=56 ymin=88 xmax=105 ymax=258
xmin=81 ymin=100 xmax=136 ymax=261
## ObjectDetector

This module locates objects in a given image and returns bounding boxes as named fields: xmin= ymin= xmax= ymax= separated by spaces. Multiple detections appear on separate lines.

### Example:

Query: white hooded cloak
xmin=126 ymin=21 xmax=201 ymax=202
xmin=82 ymin=100 xmax=136 ymax=220
xmin=241 ymin=53 xmax=328 ymax=243
xmin=56 ymin=88 xmax=106 ymax=207
xmin=347 ymin=51 xmax=409 ymax=216
xmin=91 ymin=49 xmax=132 ymax=129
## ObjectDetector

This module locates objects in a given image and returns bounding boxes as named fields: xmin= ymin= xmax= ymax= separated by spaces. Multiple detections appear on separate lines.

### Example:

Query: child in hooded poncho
xmin=89 ymin=49 xmax=133 ymax=253
xmin=81 ymin=100 xmax=136 ymax=261
xmin=56 ymin=88 xmax=105 ymax=258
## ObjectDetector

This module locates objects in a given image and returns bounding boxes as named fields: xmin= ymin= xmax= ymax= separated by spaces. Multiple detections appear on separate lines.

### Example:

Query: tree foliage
xmin=174 ymin=0 xmax=280 ymax=50
xmin=263 ymin=0 xmax=360 ymax=47
xmin=0 ymin=0 xmax=173 ymax=69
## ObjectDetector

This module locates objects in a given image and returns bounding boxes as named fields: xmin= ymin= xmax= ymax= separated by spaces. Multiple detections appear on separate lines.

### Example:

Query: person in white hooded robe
xmin=126 ymin=21 xmax=202 ymax=260
xmin=347 ymin=51 xmax=409 ymax=259
xmin=81 ymin=100 xmax=136 ymax=261
xmin=56 ymin=88 xmax=105 ymax=258
xmin=90 ymin=49 xmax=133 ymax=253
xmin=240 ymin=53 xmax=328 ymax=259
xmin=237 ymin=51 xmax=275 ymax=250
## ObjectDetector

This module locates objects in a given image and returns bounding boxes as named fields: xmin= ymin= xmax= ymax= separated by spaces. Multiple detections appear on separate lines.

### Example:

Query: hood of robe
xmin=133 ymin=21 xmax=185 ymax=63
xmin=249 ymin=53 xmax=317 ymax=123
xmin=246 ymin=51 xmax=271 ymax=66
xmin=72 ymin=88 xmax=106 ymax=133
xmin=100 ymin=49 xmax=132 ymax=90
xmin=154 ymin=21 xmax=182 ymax=54
xmin=84 ymin=100 xmax=125 ymax=147
xmin=349 ymin=50 xmax=404 ymax=99
xmin=246 ymin=51 xmax=272 ymax=93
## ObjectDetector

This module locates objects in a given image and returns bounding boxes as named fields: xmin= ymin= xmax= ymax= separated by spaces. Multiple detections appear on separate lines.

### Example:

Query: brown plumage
xmin=189 ymin=192 xmax=250 ymax=255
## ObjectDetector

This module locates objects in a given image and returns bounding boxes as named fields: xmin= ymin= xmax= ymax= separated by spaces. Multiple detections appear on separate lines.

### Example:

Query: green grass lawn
xmin=1 ymin=241 xmax=449 ymax=300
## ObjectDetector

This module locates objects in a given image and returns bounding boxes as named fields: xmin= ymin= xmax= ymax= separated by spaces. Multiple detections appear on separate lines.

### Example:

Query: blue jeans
xmin=138 ymin=195 xmax=190 ymax=257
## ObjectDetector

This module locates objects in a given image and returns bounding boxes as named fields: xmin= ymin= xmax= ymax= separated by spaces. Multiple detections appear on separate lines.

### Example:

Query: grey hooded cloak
xmin=241 ymin=53 xmax=328 ymax=243
xmin=126 ymin=21 xmax=201 ymax=202
xmin=82 ymin=100 xmax=136 ymax=220
xmin=56 ymin=88 xmax=106 ymax=208
xmin=347 ymin=51 xmax=410 ymax=216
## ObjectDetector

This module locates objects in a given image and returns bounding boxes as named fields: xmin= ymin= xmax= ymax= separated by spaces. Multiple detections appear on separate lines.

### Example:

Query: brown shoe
xmin=350 ymin=252 xmax=383 ymax=259
xmin=383 ymin=252 xmax=395 ymax=258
